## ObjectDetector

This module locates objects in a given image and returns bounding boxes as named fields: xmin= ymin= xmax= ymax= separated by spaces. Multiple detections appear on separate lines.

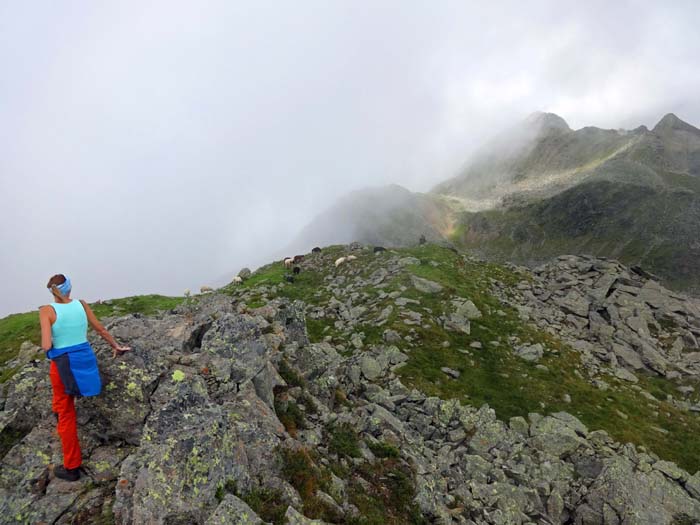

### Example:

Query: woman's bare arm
xmin=80 ymin=300 xmax=131 ymax=358
xmin=39 ymin=305 xmax=54 ymax=351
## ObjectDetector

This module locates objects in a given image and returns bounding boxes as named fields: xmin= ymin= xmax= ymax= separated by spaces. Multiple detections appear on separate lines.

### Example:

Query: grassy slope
xmin=453 ymin=175 xmax=700 ymax=293
xmin=228 ymin=245 xmax=700 ymax=473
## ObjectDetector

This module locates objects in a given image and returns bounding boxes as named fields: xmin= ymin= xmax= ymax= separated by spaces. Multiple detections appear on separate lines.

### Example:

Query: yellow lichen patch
xmin=126 ymin=382 xmax=142 ymax=400
xmin=35 ymin=450 xmax=50 ymax=463
xmin=172 ymin=370 xmax=186 ymax=382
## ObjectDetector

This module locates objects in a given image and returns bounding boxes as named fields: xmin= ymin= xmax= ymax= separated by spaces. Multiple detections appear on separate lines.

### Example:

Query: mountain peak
xmin=653 ymin=113 xmax=699 ymax=134
xmin=525 ymin=111 xmax=571 ymax=136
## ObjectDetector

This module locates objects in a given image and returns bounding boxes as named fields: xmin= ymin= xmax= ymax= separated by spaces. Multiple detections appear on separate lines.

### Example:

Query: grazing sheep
xmin=346 ymin=255 xmax=357 ymax=261
xmin=232 ymin=276 xmax=243 ymax=284
xmin=284 ymin=257 xmax=293 ymax=269
xmin=293 ymin=266 xmax=301 ymax=275
xmin=334 ymin=257 xmax=347 ymax=267
xmin=184 ymin=289 xmax=191 ymax=297
xmin=200 ymin=285 xmax=214 ymax=293
xmin=293 ymin=255 xmax=305 ymax=264
xmin=284 ymin=275 xmax=295 ymax=283
xmin=373 ymin=246 xmax=386 ymax=253
xmin=311 ymin=247 xmax=322 ymax=253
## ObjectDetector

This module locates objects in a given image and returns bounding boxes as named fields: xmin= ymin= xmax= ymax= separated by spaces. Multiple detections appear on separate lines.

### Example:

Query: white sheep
xmin=284 ymin=257 xmax=293 ymax=269
xmin=346 ymin=255 xmax=357 ymax=261
xmin=200 ymin=285 xmax=214 ymax=293
xmin=232 ymin=276 xmax=243 ymax=284
xmin=334 ymin=257 xmax=347 ymax=267
xmin=184 ymin=289 xmax=191 ymax=297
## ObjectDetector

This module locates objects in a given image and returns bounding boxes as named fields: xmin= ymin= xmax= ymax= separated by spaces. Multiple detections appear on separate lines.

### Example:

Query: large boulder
xmin=574 ymin=456 xmax=700 ymax=524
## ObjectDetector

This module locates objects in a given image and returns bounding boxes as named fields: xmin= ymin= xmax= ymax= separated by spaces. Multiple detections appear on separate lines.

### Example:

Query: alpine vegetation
xmin=1 ymin=243 xmax=699 ymax=524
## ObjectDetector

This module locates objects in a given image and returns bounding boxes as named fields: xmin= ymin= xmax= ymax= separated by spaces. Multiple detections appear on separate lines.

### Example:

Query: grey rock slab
xmin=529 ymin=416 xmax=587 ymax=457
xmin=410 ymin=275 xmax=444 ymax=294
xmin=360 ymin=355 xmax=385 ymax=381
xmin=652 ymin=460 xmax=688 ymax=482
xmin=555 ymin=290 xmax=590 ymax=318
xmin=201 ymin=313 xmax=273 ymax=384
xmin=367 ymin=404 xmax=406 ymax=435
xmin=113 ymin=381 xmax=283 ymax=525
xmin=515 ymin=343 xmax=544 ymax=362
xmin=369 ymin=267 xmax=388 ymax=285
xmin=440 ymin=367 xmax=461 ymax=379
xmin=382 ymin=329 xmax=401 ymax=343
xmin=627 ymin=316 xmax=650 ymax=337
xmin=611 ymin=342 xmax=644 ymax=370
xmin=16 ymin=341 xmax=43 ymax=364
xmin=395 ymin=297 xmax=419 ymax=307
xmin=443 ymin=313 xmax=470 ymax=334
xmin=294 ymin=342 xmax=342 ymax=381
xmin=551 ymin=411 xmax=589 ymax=436
xmin=613 ymin=367 xmax=639 ymax=383
xmin=252 ymin=361 xmax=287 ymax=409
xmin=284 ymin=506 xmax=331 ymax=524
xmin=686 ymin=472 xmax=700 ymax=499
xmin=637 ymin=341 xmax=669 ymax=374
xmin=574 ymin=456 xmax=700 ymax=524
xmin=397 ymin=257 xmax=421 ymax=267
xmin=205 ymin=494 xmax=265 ymax=524
xmin=452 ymin=299 xmax=482 ymax=320
xmin=508 ymin=416 xmax=529 ymax=437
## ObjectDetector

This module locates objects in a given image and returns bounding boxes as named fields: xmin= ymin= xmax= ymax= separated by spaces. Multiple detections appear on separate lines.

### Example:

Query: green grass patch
xmin=89 ymin=294 xmax=186 ymax=318
xmin=0 ymin=311 xmax=40 ymax=367
xmin=0 ymin=365 xmax=20 ymax=385
xmin=327 ymin=423 xmax=361 ymax=459
xmin=347 ymin=458 xmax=427 ymax=525
xmin=238 ymin=487 xmax=287 ymax=524
xmin=306 ymin=317 xmax=334 ymax=343
xmin=274 ymin=399 xmax=306 ymax=437
xmin=216 ymin=479 xmax=287 ymax=525
xmin=280 ymin=447 xmax=340 ymax=522
xmin=278 ymin=359 xmax=307 ymax=389
xmin=367 ymin=440 xmax=400 ymax=459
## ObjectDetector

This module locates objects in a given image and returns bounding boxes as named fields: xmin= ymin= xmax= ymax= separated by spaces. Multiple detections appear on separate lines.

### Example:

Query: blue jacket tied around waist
xmin=47 ymin=341 xmax=102 ymax=397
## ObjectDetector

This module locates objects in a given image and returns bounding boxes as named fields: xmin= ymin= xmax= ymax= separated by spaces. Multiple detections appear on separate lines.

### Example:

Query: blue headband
xmin=55 ymin=277 xmax=72 ymax=296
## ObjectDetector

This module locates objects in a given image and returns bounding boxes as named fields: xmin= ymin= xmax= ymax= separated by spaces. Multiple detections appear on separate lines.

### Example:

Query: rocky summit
xmin=2 ymin=244 xmax=700 ymax=524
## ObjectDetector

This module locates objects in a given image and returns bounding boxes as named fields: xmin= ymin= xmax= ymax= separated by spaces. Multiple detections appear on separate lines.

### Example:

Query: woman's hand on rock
xmin=112 ymin=345 xmax=132 ymax=359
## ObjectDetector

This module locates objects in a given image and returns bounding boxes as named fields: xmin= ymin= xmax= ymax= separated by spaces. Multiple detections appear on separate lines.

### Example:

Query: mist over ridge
xmin=2 ymin=1 xmax=700 ymax=316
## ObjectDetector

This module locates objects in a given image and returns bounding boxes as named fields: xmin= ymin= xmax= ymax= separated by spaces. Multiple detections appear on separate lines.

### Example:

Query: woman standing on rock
xmin=39 ymin=274 xmax=131 ymax=482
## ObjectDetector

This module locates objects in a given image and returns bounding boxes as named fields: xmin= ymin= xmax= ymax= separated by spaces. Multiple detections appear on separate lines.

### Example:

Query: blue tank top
xmin=51 ymin=300 xmax=88 ymax=349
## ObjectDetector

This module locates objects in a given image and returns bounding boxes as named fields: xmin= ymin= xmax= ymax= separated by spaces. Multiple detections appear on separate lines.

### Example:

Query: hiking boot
xmin=54 ymin=465 xmax=81 ymax=482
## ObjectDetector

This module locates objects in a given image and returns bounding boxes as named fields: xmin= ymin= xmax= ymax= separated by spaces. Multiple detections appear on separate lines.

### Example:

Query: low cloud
xmin=1 ymin=0 xmax=698 ymax=315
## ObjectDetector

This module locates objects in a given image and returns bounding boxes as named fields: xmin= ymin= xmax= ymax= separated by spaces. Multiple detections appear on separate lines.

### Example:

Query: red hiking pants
xmin=49 ymin=360 xmax=82 ymax=469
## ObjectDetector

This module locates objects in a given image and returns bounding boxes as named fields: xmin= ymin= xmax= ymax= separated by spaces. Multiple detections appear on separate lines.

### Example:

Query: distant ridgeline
xmin=294 ymin=112 xmax=700 ymax=294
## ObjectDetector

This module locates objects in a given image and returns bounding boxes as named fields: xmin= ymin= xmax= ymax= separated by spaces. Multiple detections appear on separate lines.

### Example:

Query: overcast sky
xmin=1 ymin=0 xmax=699 ymax=316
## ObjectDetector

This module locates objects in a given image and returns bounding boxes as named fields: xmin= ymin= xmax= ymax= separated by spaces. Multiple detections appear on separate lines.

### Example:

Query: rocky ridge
xmin=1 ymin=244 xmax=699 ymax=524
xmin=497 ymin=255 xmax=700 ymax=410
